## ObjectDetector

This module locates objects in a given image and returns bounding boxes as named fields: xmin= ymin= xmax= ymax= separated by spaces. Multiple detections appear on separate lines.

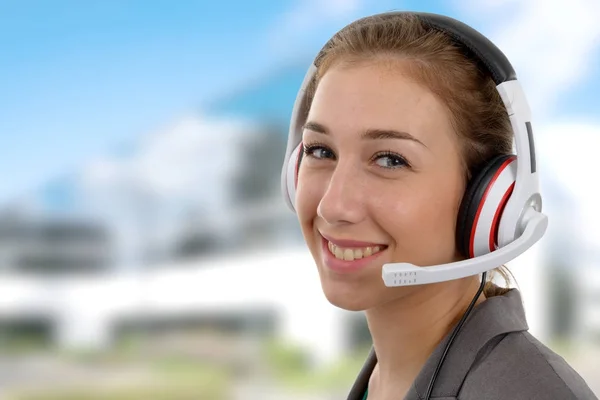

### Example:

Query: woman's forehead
xmin=307 ymin=63 xmax=456 ymax=149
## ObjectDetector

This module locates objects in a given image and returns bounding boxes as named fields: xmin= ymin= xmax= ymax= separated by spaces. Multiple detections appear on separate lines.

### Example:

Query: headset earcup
xmin=284 ymin=143 xmax=303 ymax=211
xmin=456 ymin=154 xmax=517 ymax=258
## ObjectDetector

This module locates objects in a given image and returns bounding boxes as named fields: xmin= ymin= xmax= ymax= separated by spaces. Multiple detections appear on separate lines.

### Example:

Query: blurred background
xmin=0 ymin=0 xmax=599 ymax=398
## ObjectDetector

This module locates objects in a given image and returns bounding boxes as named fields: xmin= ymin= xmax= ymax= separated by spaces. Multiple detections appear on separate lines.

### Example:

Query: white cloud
xmin=283 ymin=0 xmax=362 ymax=30
xmin=536 ymin=121 xmax=600 ymax=250
xmin=81 ymin=115 xmax=258 ymax=206
xmin=133 ymin=116 xmax=251 ymax=201
xmin=455 ymin=0 xmax=600 ymax=118
xmin=76 ymin=114 xmax=262 ymax=243
xmin=265 ymin=0 xmax=367 ymax=56
xmin=538 ymin=123 xmax=599 ymax=195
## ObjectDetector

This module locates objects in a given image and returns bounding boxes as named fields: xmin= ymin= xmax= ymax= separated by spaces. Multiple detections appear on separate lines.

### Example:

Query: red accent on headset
xmin=469 ymin=156 xmax=517 ymax=258
xmin=489 ymin=182 xmax=515 ymax=252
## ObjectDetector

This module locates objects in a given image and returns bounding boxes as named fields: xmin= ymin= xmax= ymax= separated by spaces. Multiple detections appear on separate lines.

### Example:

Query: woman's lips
xmin=319 ymin=234 xmax=387 ymax=274
xmin=319 ymin=232 xmax=388 ymax=248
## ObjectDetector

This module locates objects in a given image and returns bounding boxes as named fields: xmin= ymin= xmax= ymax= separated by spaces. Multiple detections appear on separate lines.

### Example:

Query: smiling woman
xmin=299 ymin=58 xmax=465 ymax=304
xmin=280 ymin=11 xmax=597 ymax=400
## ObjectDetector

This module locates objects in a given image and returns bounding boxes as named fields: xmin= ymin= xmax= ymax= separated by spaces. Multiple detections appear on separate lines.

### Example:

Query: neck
xmin=365 ymin=276 xmax=486 ymax=395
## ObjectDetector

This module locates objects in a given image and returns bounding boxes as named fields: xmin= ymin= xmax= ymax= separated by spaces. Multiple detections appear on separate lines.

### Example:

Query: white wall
xmin=0 ymin=241 xmax=561 ymax=365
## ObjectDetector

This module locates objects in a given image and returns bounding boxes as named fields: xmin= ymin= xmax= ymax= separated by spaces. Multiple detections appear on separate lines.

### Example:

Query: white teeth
xmin=343 ymin=249 xmax=354 ymax=261
xmin=327 ymin=241 xmax=384 ymax=261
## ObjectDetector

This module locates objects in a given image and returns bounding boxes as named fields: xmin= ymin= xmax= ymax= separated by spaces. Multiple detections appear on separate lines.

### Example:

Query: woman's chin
xmin=320 ymin=281 xmax=375 ymax=311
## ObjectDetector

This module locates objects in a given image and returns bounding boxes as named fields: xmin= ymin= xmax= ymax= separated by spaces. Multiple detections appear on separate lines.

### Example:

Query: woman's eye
xmin=303 ymin=144 xmax=335 ymax=160
xmin=302 ymin=145 xmax=409 ymax=170
xmin=374 ymin=152 xmax=409 ymax=169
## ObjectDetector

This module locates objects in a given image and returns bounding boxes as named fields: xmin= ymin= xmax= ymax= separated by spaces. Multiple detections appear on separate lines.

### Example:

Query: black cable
xmin=424 ymin=271 xmax=487 ymax=400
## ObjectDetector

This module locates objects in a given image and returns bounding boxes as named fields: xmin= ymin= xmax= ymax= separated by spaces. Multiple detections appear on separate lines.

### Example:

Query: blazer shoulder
xmin=458 ymin=331 xmax=598 ymax=400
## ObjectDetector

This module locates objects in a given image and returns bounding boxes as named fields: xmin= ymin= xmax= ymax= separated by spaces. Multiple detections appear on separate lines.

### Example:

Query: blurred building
xmin=0 ymin=211 xmax=112 ymax=275
xmin=0 ymin=59 xmax=598 ymax=364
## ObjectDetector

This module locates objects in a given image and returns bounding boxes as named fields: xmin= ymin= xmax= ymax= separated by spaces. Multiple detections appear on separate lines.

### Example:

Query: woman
xmin=280 ymin=11 xmax=597 ymax=400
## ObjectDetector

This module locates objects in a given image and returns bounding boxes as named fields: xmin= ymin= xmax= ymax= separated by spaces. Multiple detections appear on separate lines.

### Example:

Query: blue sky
xmin=1 ymin=0 xmax=599 ymax=204
xmin=0 ymin=0 xmax=296 ymax=202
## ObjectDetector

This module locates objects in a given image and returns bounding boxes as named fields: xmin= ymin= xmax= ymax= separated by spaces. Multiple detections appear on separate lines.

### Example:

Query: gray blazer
xmin=347 ymin=288 xmax=597 ymax=399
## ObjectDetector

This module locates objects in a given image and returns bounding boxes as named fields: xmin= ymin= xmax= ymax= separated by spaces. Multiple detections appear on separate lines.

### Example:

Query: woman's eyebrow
xmin=303 ymin=121 xmax=428 ymax=148
xmin=361 ymin=128 xmax=427 ymax=148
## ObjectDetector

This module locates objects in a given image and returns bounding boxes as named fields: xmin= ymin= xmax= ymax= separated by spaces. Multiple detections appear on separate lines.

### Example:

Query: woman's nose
xmin=317 ymin=162 xmax=367 ymax=226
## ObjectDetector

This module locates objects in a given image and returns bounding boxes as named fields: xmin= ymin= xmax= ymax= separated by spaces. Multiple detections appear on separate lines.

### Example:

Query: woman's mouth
xmin=319 ymin=234 xmax=388 ymax=274
xmin=326 ymin=240 xmax=386 ymax=261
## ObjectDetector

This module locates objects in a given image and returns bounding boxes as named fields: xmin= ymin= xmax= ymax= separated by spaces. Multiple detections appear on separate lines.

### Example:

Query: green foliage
xmin=0 ymin=334 xmax=50 ymax=354
xmin=262 ymin=338 xmax=312 ymax=374
xmin=11 ymin=361 xmax=231 ymax=400
xmin=5 ymin=335 xmax=372 ymax=399
xmin=14 ymin=384 xmax=226 ymax=400
xmin=261 ymin=339 xmax=371 ymax=392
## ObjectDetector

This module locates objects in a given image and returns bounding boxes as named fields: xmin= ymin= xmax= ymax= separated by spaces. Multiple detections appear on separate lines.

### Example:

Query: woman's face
xmin=295 ymin=60 xmax=467 ymax=311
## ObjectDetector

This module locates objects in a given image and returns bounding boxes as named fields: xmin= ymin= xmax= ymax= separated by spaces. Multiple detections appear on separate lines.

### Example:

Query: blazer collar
xmin=347 ymin=286 xmax=529 ymax=399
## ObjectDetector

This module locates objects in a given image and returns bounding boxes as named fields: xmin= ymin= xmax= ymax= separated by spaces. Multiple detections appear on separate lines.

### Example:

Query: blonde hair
xmin=306 ymin=13 xmax=515 ymax=297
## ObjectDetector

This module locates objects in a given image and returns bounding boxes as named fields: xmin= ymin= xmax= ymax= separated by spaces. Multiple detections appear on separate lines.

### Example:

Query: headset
xmin=280 ymin=11 xmax=548 ymax=288
xmin=280 ymin=11 xmax=549 ymax=399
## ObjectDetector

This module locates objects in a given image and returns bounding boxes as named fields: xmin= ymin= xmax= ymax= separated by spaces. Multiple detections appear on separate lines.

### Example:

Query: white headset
xmin=280 ymin=12 xmax=548 ymax=287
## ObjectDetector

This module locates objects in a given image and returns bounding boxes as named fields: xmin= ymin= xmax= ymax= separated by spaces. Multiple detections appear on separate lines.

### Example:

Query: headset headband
xmin=316 ymin=12 xmax=517 ymax=84
xmin=281 ymin=11 xmax=542 ymax=249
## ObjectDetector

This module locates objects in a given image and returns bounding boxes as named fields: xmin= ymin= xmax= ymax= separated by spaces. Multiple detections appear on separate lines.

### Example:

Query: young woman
xmin=280 ymin=11 xmax=597 ymax=400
